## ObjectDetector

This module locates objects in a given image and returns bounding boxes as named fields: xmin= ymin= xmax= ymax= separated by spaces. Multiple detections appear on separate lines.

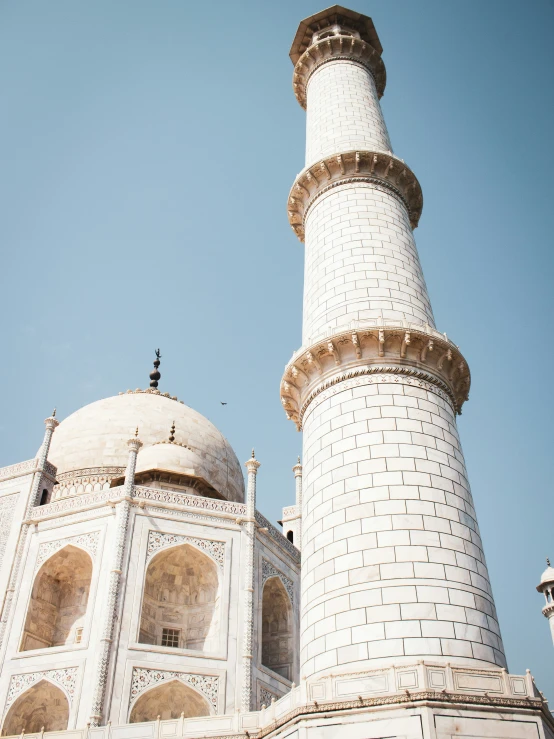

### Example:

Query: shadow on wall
xmin=262 ymin=577 xmax=293 ymax=680
xmin=2 ymin=680 xmax=69 ymax=735
xmin=139 ymin=543 xmax=219 ymax=652
xmin=20 ymin=545 xmax=92 ymax=652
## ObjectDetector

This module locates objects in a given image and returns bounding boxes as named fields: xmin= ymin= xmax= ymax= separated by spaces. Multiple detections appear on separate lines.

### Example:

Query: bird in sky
xmin=220 ymin=402 xmax=227 ymax=405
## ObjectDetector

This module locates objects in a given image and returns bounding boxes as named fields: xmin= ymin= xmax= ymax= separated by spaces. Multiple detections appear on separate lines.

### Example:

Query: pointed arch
xmin=2 ymin=680 xmax=69 ymax=735
xmin=261 ymin=576 xmax=293 ymax=680
xmin=20 ymin=544 xmax=92 ymax=651
xmin=139 ymin=543 xmax=219 ymax=652
xmin=129 ymin=679 xmax=211 ymax=723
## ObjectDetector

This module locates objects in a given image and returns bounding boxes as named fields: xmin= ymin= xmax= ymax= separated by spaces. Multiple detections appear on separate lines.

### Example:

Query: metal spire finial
xmin=547 ymin=558 xmax=551 ymax=567
xmin=169 ymin=422 xmax=175 ymax=443
xmin=251 ymin=448 xmax=255 ymax=458
xmin=52 ymin=408 xmax=56 ymax=418
xmin=297 ymin=456 xmax=301 ymax=464
xmin=135 ymin=427 xmax=139 ymax=437
xmin=149 ymin=349 xmax=161 ymax=389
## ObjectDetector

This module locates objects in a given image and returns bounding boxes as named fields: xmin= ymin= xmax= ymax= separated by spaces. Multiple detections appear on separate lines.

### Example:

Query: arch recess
xmin=129 ymin=679 xmax=211 ymax=723
xmin=139 ymin=543 xmax=219 ymax=652
xmin=261 ymin=576 xmax=294 ymax=680
xmin=2 ymin=680 xmax=69 ymax=735
xmin=21 ymin=544 xmax=92 ymax=651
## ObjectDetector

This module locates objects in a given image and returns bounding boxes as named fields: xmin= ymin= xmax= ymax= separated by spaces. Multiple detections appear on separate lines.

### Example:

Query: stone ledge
xmin=288 ymin=150 xmax=422 ymax=241
xmin=281 ymin=325 xmax=470 ymax=428
xmin=293 ymin=35 xmax=386 ymax=109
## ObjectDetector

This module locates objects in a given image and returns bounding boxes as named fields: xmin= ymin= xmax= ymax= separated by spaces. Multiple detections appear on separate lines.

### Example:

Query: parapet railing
xmin=1 ymin=663 xmax=547 ymax=739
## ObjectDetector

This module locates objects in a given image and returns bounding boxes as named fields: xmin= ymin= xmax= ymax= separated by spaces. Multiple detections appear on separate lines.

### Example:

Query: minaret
xmin=536 ymin=559 xmax=554 ymax=647
xmin=280 ymin=6 xmax=506 ymax=681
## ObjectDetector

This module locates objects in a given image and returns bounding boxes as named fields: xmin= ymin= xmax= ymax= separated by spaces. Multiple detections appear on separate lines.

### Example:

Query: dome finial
xmin=169 ymin=422 xmax=175 ymax=443
xmin=251 ymin=448 xmax=255 ymax=458
xmin=135 ymin=427 xmax=139 ymax=437
xmin=149 ymin=349 xmax=161 ymax=389
xmin=52 ymin=408 xmax=56 ymax=418
xmin=547 ymin=557 xmax=551 ymax=567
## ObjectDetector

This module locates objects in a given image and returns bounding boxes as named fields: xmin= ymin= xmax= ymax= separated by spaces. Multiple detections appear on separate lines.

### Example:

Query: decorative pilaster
xmin=89 ymin=432 xmax=142 ymax=726
xmin=241 ymin=450 xmax=260 ymax=713
xmin=0 ymin=412 xmax=59 ymax=653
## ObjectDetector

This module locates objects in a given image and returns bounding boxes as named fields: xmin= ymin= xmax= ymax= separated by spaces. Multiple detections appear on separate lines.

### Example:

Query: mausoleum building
xmin=0 ymin=6 xmax=551 ymax=739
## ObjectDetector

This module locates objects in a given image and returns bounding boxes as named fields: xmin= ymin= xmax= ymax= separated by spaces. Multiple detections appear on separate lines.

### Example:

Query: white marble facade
xmin=0 ymin=391 xmax=300 ymax=735
xmin=0 ymin=5 xmax=552 ymax=739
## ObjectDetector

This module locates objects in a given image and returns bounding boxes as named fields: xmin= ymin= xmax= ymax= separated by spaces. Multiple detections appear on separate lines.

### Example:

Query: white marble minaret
xmin=281 ymin=5 xmax=506 ymax=682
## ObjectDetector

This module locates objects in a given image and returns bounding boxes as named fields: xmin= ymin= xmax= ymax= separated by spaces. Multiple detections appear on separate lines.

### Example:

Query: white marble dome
xmin=537 ymin=563 xmax=554 ymax=590
xmin=48 ymin=390 xmax=244 ymax=502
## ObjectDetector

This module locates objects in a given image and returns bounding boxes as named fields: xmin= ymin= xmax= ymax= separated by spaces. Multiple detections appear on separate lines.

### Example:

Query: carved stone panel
xmin=35 ymin=531 xmax=100 ymax=572
xmin=129 ymin=667 xmax=219 ymax=712
xmin=146 ymin=531 xmax=225 ymax=568
xmin=4 ymin=668 xmax=78 ymax=715
xmin=261 ymin=560 xmax=294 ymax=605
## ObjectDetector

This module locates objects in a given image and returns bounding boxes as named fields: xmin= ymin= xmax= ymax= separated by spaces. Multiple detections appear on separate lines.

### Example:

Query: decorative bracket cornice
xmin=293 ymin=35 xmax=386 ymax=109
xmin=281 ymin=324 xmax=470 ymax=428
xmin=288 ymin=150 xmax=423 ymax=241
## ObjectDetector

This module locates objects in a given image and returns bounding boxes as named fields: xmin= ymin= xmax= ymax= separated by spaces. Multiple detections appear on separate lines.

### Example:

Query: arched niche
xmin=261 ymin=576 xmax=293 ymax=680
xmin=129 ymin=680 xmax=211 ymax=723
xmin=2 ymin=680 xmax=69 ymax=735
xmin=139 ymin=543 xmax=219 ymax=652
xmin=20 ymin=544 xmax=92 ymax=651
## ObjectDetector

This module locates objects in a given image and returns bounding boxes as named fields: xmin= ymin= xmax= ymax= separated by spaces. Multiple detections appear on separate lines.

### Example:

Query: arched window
xmin=20 ymin=545 xmax=92 ymax=651
xmin=2 ymin=680 xmax=69 ymax=735
xmin=129 ymin=680 xmax=211 ymax=723
xmin=287 ymin=530 xmax=294 ymax=543
xmin=139 ymin=544 xmax=219 ymax=652
xmin=261 ymin=576 xmax=293 ymax=680
xmin=547 ymin=590 xmax=552 ymax=603
xmin=39 ymin=489 xmax=49 ymax=506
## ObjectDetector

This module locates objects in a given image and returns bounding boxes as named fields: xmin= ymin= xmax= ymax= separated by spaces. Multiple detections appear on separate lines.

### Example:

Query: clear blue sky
xmin=1 ymin=0 xmax=553 ymax=698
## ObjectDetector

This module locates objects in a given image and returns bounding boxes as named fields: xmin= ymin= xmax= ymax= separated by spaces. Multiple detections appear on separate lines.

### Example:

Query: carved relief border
xmin=129 ymin=667 xmax=219 ymax=713
xmin=289 ymin=151 xmax=423 ymax=239
xmin=0 ymin=494 xmax=18 ymax=573
xmin=146 ymin=531 xmax=225 ymax=568
xmin=4 ymin=668 xmax=78 ymax=715
xmin=281 ymin=324 xmax=470 ymax=427
xmin=261 ymin=559 xmax=295 ymax=606
xmin=35 ymin=531 xmax=100 ymax=572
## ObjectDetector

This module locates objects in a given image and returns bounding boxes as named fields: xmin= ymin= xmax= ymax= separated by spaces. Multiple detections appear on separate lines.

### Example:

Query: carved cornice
xmin=293 ymin=35 xmax=386 ymax=109
xmin=281 ymin=325 xmax=470 ymax=428
xmin=256 ymin=510 xmax=301 ymax=564
xmin=288 ymin=151 xmax=422 ymax=241
xmin=542 ymin=603 xmax=554 ymax=619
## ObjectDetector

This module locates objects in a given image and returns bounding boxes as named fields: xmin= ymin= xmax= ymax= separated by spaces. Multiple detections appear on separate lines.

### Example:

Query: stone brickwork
xmin=303 ymin=183 xmax=435 ymax=344
xmin=300 ymin=375 xmax=504 ymax=677
xmin=306 ymin=61 xmax=391 ymax=167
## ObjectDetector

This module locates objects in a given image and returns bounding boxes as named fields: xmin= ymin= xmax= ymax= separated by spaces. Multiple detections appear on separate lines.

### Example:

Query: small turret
xmin=536 ymin=558 xmax=554 ymax=647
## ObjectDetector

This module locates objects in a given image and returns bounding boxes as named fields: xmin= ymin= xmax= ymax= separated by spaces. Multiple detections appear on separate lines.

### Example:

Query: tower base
xmin=256 ymin=663 xmax=554 ymax=739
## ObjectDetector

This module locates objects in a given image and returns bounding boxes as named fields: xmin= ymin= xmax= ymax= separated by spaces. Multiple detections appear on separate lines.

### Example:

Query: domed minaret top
xmin=536 ymin=558 xmax=554 ymax=647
